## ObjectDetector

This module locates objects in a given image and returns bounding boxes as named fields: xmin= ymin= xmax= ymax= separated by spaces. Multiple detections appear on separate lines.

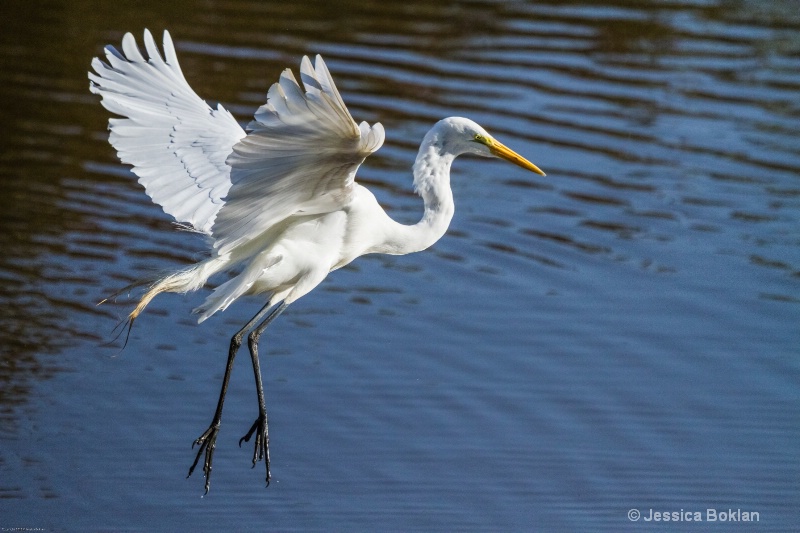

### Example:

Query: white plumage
xmin=90 ymin=29 xmax=544 ymax=492
xmin=90 ymin=30 xmax=244 ymax=234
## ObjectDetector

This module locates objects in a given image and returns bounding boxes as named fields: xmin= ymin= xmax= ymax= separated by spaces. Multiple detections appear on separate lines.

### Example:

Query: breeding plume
xmin=89 ymin=29 xmax=545 ymax=493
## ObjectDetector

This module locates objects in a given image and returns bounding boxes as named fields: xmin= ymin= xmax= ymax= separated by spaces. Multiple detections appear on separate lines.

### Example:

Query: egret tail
xmin=128 ymin=257 xmax=229 ymax=323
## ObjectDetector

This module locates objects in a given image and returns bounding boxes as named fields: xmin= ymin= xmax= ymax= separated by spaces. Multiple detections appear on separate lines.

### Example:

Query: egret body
xmin=90 ymin=29 xmax=545 ymax=493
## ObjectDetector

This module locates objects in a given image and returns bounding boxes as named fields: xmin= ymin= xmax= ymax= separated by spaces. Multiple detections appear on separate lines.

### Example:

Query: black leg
xmin=188 ymin=300 xmax=275 ymax=494
xmin=239 ymin=301 xmax=289 ymax=487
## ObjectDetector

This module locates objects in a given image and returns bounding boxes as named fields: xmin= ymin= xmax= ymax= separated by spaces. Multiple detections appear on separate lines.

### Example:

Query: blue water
xmin=1 ymin=0 xmax=798 ymax=530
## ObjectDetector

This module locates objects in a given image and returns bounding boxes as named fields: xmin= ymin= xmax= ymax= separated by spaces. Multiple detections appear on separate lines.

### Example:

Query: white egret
xmin=89 ymin=29 xmax=545 ymax=493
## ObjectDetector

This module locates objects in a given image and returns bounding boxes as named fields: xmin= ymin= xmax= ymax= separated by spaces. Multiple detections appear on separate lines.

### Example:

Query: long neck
xmin=378 ymin=125 xmax=457 ymax=255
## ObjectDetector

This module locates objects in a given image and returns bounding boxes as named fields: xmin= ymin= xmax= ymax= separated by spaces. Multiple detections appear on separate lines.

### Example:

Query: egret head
xmin=434 ymin=117 xmax=545 ymax=176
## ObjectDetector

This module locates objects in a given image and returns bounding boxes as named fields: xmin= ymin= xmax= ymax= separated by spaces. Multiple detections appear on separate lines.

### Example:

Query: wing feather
xmin=92 ymin=32 xmax=385 ymax=252
xmin=211 ymin=55 xmax=385 ymax=255
xmin=89 ymin=29 xmax=245 ymax=234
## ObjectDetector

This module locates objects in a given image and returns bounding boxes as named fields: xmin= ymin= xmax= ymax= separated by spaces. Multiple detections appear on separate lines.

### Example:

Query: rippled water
xmin=2 ymin=0 xmax=798 ymax=530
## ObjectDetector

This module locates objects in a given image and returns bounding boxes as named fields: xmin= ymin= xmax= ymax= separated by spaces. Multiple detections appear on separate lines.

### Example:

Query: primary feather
xmin=214 ymin=54 xmax=385 ymax=256
xmin=89 ymin=29 xmax=244 ymax=234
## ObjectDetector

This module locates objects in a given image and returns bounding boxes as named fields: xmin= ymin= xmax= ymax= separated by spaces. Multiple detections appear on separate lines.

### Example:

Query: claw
xmin=188 ymin=423 xmax=220 ymax=494
xmin=240 ymin=416 xmax=271 ymax=486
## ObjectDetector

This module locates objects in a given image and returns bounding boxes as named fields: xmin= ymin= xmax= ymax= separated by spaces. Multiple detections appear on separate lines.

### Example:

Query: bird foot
xmin=239 ymin=415 xmax=271 ymax=487
xmin=188 ymin=422 xmax=220 ymax=495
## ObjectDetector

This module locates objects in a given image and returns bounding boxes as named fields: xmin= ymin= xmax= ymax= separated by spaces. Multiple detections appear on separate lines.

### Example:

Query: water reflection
xmin=0 ymin=0 xmax=798 ymax=529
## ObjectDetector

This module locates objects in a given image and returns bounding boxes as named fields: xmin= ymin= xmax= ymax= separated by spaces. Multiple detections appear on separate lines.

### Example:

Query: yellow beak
xmin=488 ymin=138 xmax=546 ymax=176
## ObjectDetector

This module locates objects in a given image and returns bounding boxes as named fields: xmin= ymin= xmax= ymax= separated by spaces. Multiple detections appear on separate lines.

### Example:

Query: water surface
xmin=1 ymin=0 xmax=798 ymax=530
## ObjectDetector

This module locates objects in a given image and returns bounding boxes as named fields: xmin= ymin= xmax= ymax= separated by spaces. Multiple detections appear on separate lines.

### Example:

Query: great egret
xmin=89 ymin=29 xmax=545 ymax=493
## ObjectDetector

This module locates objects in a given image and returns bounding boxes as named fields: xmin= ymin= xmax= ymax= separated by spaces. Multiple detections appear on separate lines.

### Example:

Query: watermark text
xmin=628 ymin=508 xmax=760 ymax=523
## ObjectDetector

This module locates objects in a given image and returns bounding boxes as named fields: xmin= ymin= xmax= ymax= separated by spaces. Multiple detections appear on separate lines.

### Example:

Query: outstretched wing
xmin=211 ymin=55 xmax=385 ymax=255
xmin=89 ymin=29 xmax=245 ymax=234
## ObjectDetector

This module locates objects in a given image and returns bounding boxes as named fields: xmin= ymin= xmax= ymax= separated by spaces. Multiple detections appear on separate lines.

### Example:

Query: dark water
xmin=2 ymin=0 xmax=798 ymax=530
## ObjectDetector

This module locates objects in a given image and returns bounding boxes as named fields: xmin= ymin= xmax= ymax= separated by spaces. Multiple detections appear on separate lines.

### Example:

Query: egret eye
xmin=474 ymin=133 xmax=486 ymax=143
